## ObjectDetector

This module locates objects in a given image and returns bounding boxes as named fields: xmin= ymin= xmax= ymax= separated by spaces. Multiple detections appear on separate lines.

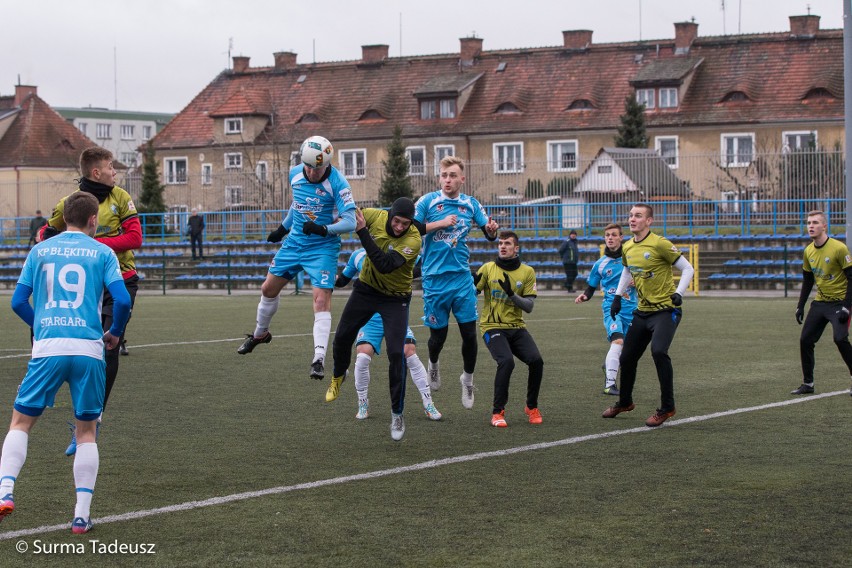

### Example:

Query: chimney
xmin=562 ymin=30 xmax=593 ymax=50
xmin=790 ymin=15 xmax=820 ymax=37
xmin=14 ymin=85 xmax=37 ymax=106
xmin=674 ymin=21 xmax=699 ymax=54
xmin=273 ymin=51 xmax=297 ymax=71
xmin=361 ymin=44 xmax=389 ymax=64
xmin=232 ymin=56 xmax=250 ymax=73
xmin=459 ymin=37 xmax=483 ymax=66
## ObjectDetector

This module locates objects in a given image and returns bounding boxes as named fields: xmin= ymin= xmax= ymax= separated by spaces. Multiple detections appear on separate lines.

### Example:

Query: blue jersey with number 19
xmin=18 ymin=231 xmax=124 ymax=360
xmin=414 ymin=191 xmax=489 ymax=277
xmin=286 ymin=165 xmax=355 ymax=250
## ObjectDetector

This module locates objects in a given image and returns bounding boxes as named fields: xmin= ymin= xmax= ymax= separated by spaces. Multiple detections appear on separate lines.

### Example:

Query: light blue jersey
xmin=588 ymin=253 xmax=638 ymax=340
xmin=344 ymin=248 xmax=416 ymax=354
xmin=286 ymin=165 xmax=356 ymax=249
xmin=414 ymin=190 xmax=490 ymax=277
xmin=19 ymin=232 xmax=124 ymax=360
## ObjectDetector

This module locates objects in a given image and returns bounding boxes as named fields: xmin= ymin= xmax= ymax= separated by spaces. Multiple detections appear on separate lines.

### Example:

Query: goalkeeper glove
xmin=670 ymin=292 xmax=683 ymax=307
xmin=303 ymin=221 xmax=328 ymax=237
xmin=795 ymin=307 xmax=804 ymax=325
xmin=499 ymin=272 xmax=514 ymax=297
xmin=267 ymin=225 xmax=289 ymax=243
xmin=839 ymin=307 xmax=850 ymax=324
xmin=610 ymin=295 xmax=622 ymax=319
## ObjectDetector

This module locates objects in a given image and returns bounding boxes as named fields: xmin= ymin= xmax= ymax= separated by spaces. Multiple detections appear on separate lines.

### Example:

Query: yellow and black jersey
xmin=476 ymin=261 xmax=537 ymax=333
xmin=359 ymin=208 xmax=421 ymax=296
xmin=48 ymin=187 xmax=139 ymax=276
xmin=803 ymin=237 xmax=852 ymax=302
xmin=622 ymin=232 xmax=682 ymax=311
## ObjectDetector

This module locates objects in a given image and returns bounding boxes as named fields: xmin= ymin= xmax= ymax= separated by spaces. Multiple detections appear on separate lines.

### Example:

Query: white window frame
xmin=224 ymin=152 xmax=242 ymax=170
xmin=225 ymin=186 xmax=243 ymax=206
xmin=655 ymin=136 xmax=679 ymax=169
xmin=434 ymin=145 xmax=455 ymax=175
xmin=405 ymin=146 xmax=426 ymax=176
xmin=256 ymin=160 xmax=269 ymax=182
xmin=142 ymin=125 xmax=153 ymax=140
xmin=721 ymin=190 xmax=758 ymax=213
xmin=597 ymin=164 xmax=613 ymax=174
xmin=120 ymin=124 xmax=135 ymax=140
xmin=96 ymin=123 xmax=111 ymax=139
xmin=201 ymin=163 xmax=212 ymax=185
xmin=120 ymin=152 xmax=137 ymax=167
xmin=340 ymin=149 xmax=367 ymax=179
xmin=439 ymin=98 xmax=456 ymax=118
xmin=164 ymin=157 xmax=188 ymax=185
xmin=77 ymin=123 xmax=88 ymax=136
xmin=721 ymin=133 xmax=755 ymax=167
xmin=166 ymin=205 xmax=188 ymax=232
xmin=659 ymin=88 xmax=678 ymax=109
xmin=493 ymin=142 xmax=524 ymax=174
xmin=546 ymin=140 xmax=578 ymax=172
xmin=225 ymin=117 xmax=243 ymax=134
xmin=782 ymin=130 xmax=817 ymax=152
xmin=635 ymin=89 xmax=655 ymax=109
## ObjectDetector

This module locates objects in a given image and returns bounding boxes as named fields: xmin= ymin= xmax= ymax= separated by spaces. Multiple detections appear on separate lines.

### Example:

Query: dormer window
xmin=298 ymin=113 xmax=320 ymax=123
xmin=635 ymin=89 xmax=655 ymax=109
xmin=495 ymin=102 xmax=521 ymax=114
xmin=721 ymin=91 xmax=750 ymax=103
xmin=358 ymin=110 xmax=385 ymax=121
xmin=225 ymin=117 xmax=242 ymax=134
xmin=803 ymin=87 xmax=834 ymax=100
xmin=659 ymin=88 xmax=678 ymax=108
xmin=568 ymin=99 xmax=595 ymax=110
xmin=419 ymin=98 xmax=457 ymax=120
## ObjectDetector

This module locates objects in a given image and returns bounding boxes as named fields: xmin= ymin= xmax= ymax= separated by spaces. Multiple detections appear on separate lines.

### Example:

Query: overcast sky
xmin=2 ymin=0 xmax=845 ymax=114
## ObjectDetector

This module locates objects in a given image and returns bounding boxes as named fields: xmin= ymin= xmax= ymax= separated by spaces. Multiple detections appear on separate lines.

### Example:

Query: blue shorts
xmin=269 ymin=240 xmax=337 ymax=289
xmin=15 ymin=355 xmax=106 ymax=421
xmin=603 ymin=307 xmax=634 ymax=342
xmin=356 ymin=313 xmax=416 ymax=355
xmin=422 ymin=271 xmax=479 ymax=329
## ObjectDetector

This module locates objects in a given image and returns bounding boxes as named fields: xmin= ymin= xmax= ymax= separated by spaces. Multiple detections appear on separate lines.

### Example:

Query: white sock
xmin=460 ymin=371 xmax=474 ymax=386
xmin=407 ymin=354 xmax=432 ymax=403
xmin=253 ymin=295 xmax=280 ymax=337
xmin=0 ymin=430 xmax=28 ymax=494
xmin=73 ymin=442 xmax=99 ymax=520
xmin=605 ymin=343 xmax=623 ymax=387
xmin=313 ymin=312 xmax=332 ymax=362
xmin=355 ymin=353 xmax=372 ymax=399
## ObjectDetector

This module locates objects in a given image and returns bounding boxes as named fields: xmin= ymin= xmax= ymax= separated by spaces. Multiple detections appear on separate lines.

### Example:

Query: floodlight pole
xmin=845 ymin=0 xmax=852 ymax=240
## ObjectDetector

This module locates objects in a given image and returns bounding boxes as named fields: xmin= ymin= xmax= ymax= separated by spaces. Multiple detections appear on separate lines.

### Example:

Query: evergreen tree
xmin=614 ymin=96 xmax=649 ymax=148
xmin=138 ymin=142 xmax=167 ymax=234
xmin=378 ymin=125 xmax=413 ymax=206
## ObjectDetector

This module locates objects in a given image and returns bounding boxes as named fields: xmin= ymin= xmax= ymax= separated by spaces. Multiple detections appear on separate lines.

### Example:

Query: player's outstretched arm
xmin=11 ymin=283 xmax=35 ymax=327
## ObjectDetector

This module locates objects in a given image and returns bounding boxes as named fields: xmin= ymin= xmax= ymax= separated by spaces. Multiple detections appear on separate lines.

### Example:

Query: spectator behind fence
xmin=558 ymin=229 xmax=579 ymax=292
xmin=28 ymin=210 xmax=47 ymax=247
xmin=187 ymin=208 xmax=205 ymax=260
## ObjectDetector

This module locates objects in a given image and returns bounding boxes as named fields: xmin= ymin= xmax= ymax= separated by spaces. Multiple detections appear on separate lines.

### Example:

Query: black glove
xmin=334 ymin=274 xmax=352 ymax=288
xmin=267 ymin=225 xmax=289 ymax=243
xmin=795 ymin=307 xmax=804 ymax=325
xmin=839 ymin=307 xmax=850 ymax=324
xmin=41 ymin=225 xmax=61 ymax=241
xmin=302 ymin=221 xmax=328 ymax=237
xmin=670 ymin=292 xmax=682 ymax=307
xmin=499 ymin=272 xmax=514 ymax=297
xmin=610 ymin=295 xmax=622 ymax=319
xmin=473 ymin=272 xmax=482 ymax=287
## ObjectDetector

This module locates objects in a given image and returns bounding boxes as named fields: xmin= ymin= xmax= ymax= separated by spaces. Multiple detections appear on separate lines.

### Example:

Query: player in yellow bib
xmin=475 ymin=231 xmax=544 ymax=427
xmin=603 ymin=203 xmax=694 ymax=427
xmin=791 ymin=210 xmax=852 ymax=396
xmin=328 ymin=198 xmax=422 ymax=441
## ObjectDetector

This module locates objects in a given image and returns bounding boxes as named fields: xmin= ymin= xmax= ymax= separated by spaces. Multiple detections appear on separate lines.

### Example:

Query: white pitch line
xmin=0 ymin=389 xmax=845 ymax=541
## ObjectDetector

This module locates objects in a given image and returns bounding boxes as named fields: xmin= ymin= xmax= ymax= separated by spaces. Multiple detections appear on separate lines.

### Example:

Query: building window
xmin=659 ymin=88 xmax=678 ymax=109
xmin=547 ymin=140 xmax=578 ymax=172
xmin=420 ymin=98 xmax=456 ymax=119
xmin=77 ymin=123 xmax=88 ymax=136
xmin=340 ymin=149 xmax=366 ymax=179
xmin=493 ymin=142 xmax=524 ymax=174
xmin=96 ymin=123 xmax=111 ymax=139
xmin=597 ymin=164 xmax=613 ymax=174
xmin=721 ymin=133 xmax=755 ymax=167
xmin=290 ymin=151 xmax=302 ymax=167
xmin=721 ymin=190 xmax=758 ymax=213
xmin=635 ymin=89 xmax=655 ymax=109
xmin=142 ymin=125 xmax=153 ymax=140
xmin=225 ymin=186 xmax=243 ymax=206
xmin=201 ymin=163 xmax=212 ymax=185
xmin=225 ymin=152 xmax=242 ymax=170
xmin=655 ymin=136 xmax=679 ymax=168
xmin=165 ymin=158 xmax=188 ymax=184
xmin=256 ymin=161 xmax=268 ymax=182
xmin=783 ymin=131 xmax=817 ymax=152
xmin=434 ymin=145 xmax=455 ymax=175
xmin=166 ymin=205 xmax=188 ymax=232
xmin=120 ymin=152 xmax=137 ymax=167
xmin=120 ymin=124 xmax=135 ymax=140
xmin=225 ymin=118 xmax=242 ymax=134
xmin=406 ymin=147 xmax=426 ymax=176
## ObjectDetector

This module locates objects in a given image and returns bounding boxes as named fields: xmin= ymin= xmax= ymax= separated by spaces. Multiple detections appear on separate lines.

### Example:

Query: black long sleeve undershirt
xmin=356 ymin=227 xmax=406 ymax=274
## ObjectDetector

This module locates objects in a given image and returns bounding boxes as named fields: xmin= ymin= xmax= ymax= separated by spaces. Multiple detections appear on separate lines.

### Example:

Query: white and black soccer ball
xmin=300 ymin=136 xmax=334 ymax=168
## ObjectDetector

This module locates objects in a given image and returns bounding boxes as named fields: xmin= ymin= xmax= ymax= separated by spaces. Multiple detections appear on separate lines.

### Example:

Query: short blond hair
xmin=807 ymin=210 xmax=826 ymax=224
xmin=440 ymin=155 xmax=465 ymax=172
xmin=604 ymin=223 xmax=623 ymax=234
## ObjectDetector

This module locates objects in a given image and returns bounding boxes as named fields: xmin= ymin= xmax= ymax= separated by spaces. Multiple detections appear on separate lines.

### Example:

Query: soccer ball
xmin=300 ymin=136 xmax=333 ymax=168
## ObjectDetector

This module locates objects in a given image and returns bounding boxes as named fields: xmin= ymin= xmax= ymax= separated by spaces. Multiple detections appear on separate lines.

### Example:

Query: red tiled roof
xmin=152 ymin=28 xmax=844 ymax=150
xmin=209 ymin=88 xmax=273 ymax=117
xmin=0 ymin=92 xmax=97 ymax=168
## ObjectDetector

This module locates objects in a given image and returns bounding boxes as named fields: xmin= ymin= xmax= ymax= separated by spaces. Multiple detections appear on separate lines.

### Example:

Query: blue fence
xmin=2 ymin=198 xmax=848 ymax=244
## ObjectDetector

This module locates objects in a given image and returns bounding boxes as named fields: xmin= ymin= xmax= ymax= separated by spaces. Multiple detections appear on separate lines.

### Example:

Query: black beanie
xmin=389 ymin=197 xmax=415 ymax=221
